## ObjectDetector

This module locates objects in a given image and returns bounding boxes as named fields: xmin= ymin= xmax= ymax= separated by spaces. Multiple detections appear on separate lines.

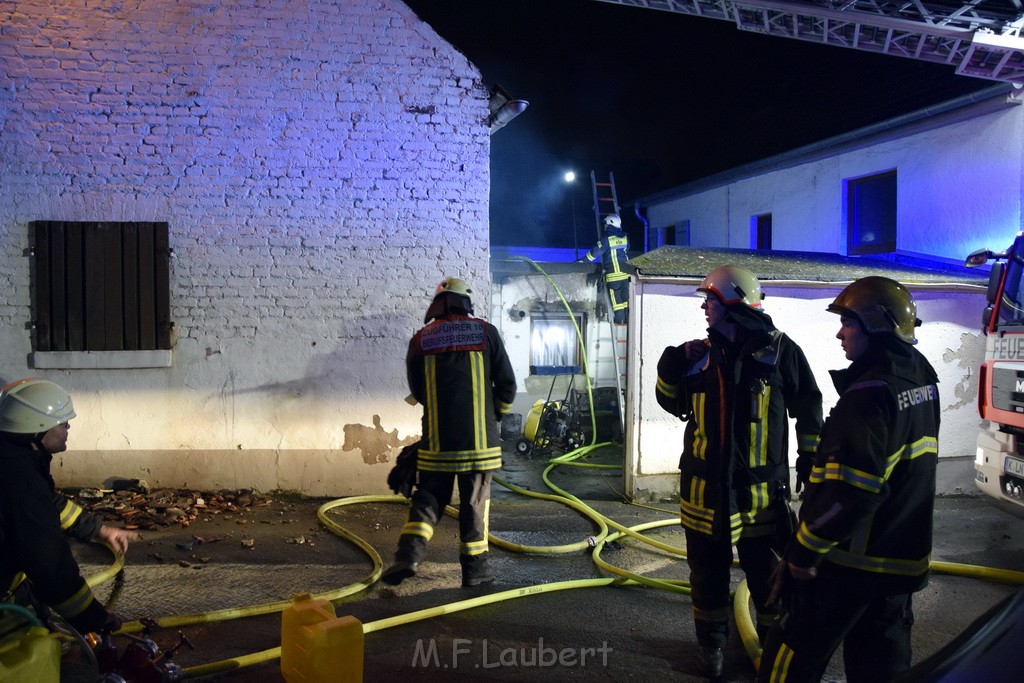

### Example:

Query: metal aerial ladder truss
xmin=593 ymin=0 xmax=1024 ymax=83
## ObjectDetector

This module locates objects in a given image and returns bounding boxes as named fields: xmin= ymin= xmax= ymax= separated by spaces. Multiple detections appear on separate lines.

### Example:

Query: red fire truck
xmin=966 ymin=233 xmax=1024 ymax=518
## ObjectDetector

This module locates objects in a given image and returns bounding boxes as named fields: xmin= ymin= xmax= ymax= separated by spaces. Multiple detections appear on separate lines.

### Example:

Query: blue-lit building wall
xmin=0 ymin=0 xmax=490 ymax=494
xmin=641 ymin=87 xmax=1024 ymax=263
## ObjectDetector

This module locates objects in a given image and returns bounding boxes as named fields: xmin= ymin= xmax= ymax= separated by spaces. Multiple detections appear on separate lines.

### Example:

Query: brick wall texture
xmin=0 ymin=0 xmax=491 ymax=490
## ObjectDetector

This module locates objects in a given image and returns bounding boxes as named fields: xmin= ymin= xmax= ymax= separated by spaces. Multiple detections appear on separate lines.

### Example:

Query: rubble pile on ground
xmin=68 ymin=484 xmax=271 ymax=531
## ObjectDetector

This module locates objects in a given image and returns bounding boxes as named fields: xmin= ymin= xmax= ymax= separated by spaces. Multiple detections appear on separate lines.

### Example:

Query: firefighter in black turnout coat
xmin=584 ymin=213 xmax=630 ymax=324
xmin=759 ymin=277 xmax=941 ymax=683
xmin=656 ymin=265 xmax=823 ymax=678
xmin=382 ymin=277 xmax=517 ymax=588
xmin=1 ymin=378 xmax=139 ymax=634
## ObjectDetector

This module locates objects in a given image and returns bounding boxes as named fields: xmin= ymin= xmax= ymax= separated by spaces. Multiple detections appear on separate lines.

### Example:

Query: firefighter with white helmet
xmin=760 ymin=276 xmax=939 ymax=682
xmin=382 ymin=277 xmax=517 ymax=588
xmin=655 ymin=265 xmax=823 ymax=678
xmin=0 ymin=378 xmax=140 ymax=634
xmin=583 ymin=214 xmax=630 ymax=324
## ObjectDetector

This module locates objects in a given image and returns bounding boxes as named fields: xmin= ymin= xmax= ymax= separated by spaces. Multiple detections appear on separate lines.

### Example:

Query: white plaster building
xmin=637 ymin=84 xmax=1024 ymax=263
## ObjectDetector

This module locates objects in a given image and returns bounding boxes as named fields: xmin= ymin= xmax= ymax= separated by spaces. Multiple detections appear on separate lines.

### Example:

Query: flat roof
xmin=631 ymin=246 xmax=988 ymax=288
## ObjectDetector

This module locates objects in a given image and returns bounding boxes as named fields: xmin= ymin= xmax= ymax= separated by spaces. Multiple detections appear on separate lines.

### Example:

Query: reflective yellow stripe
xmin=470 ymin=351 xmax=485 ymax=451
xmin=748 ymin=481 xmax=770 ymax=517
xmin=400 ymin=521 xmax=434 ymax=541
xmin=679 ymin=496 xmax=714 ymax=534
xmin=816 ymin=461 xmax=885 ymax=493
xmin=54 ymin=583 xmax=94 ymax=618
xmin=424 ymin=356 xmax=440 ymax=452
xmin=656 ymin=377 xmax=677 ymax=399
xmin=461 ymin=539 xmax=488 ymax=556
xmin=810 ymin=437 xmax=937 ymax=491
xmin=5 ymin=572 xmax=26 ymax=597
xmin=885 ymin=436 xmax=938 ymax=478
xmin=60 ymin=500 xmax=83 ymax=530
xmin=687 ymin=475 xmax=707 ymax=510
xmin=606 ymin=236 xmax=628 ymax=277
xmin=692 ymin=393 xmax=707 ymax=459
xmin=828 ymin=549 xmax=931 ymax=576
xmin=796 ymin=521 xmax=836 ymax=555
xmin=748 ymin=386 xmax=770 ymax=467
xmin=417 ymin=447 xmax=502 ymax=473
xmin=797 ymin=432 xmax=820 ymax=452
xmin=767 ymin=642 xmax=795 ymax=682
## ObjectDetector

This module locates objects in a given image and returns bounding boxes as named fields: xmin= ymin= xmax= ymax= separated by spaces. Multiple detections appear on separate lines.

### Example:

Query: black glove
xmin=794 ymin=452 xmax=813 ymax=494
xmin=102 ymin=609 xmax=124 ymax=633
xmin=387 ymin=466 xmax=416 ymax=498
xmin=387 ymin=442 xmax=419 ymax=498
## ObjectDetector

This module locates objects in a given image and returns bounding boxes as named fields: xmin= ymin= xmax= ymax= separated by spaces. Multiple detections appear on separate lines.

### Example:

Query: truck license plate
xmin=1006 ymin=456 xmax=1024 ymax=478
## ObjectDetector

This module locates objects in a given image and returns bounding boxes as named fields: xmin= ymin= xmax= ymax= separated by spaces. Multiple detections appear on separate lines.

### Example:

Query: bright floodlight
xmin=564 ymin=171 xmax=576 ymax=183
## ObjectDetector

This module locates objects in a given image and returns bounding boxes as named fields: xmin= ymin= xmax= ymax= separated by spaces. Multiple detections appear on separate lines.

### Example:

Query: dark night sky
xmin=402 ymin=0 xmax=992 ymax=249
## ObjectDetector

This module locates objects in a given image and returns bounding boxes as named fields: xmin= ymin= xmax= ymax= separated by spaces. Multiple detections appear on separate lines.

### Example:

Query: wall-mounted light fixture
xmin=487 ymin=84 xmax=528 ymax=134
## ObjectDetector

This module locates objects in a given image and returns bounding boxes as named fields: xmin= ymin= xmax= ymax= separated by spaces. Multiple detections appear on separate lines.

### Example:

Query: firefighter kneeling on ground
xmin=583 ymin=214 xmax=630 ymax=324
xmin=0 ymin=378 xmax=140 ymax=636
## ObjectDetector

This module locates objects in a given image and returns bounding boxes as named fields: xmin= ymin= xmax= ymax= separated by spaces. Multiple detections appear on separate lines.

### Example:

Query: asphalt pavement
xmin=63 ymin=445 xmax=1024 ymax=682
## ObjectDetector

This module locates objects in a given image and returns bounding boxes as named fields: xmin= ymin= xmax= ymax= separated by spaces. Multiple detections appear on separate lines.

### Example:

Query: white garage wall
xmin=630 ymin=280 xmax=984 ymax=500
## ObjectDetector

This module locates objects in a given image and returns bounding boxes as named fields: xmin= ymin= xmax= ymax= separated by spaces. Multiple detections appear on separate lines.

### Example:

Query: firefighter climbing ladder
xmin=590 ymin=171 xmax=627 ymax=432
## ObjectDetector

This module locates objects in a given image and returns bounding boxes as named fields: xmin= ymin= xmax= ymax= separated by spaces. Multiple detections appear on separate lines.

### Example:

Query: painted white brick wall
xmin=0 ymin=0 xmax=491 ymax=495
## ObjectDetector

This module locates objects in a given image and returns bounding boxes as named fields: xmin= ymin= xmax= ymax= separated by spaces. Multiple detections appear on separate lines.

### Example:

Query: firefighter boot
xmin=696 ymin=645 xmax=724 ymax=679
xmin=460 ymin=553 xmax=494 ymax=587
xmin=381 ymin=560 xmax=419 ymax=586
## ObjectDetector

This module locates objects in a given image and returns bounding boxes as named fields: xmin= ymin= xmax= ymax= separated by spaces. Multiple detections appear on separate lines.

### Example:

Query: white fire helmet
xmin=696 ymin=265 xmax=764 ymax=308
xmin=0 ymin=378 xmax=76 ymax=434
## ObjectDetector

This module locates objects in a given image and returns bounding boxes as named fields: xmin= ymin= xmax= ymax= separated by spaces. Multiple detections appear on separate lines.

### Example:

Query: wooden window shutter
xmin=32 ymin=221 xmax=171 ymax=352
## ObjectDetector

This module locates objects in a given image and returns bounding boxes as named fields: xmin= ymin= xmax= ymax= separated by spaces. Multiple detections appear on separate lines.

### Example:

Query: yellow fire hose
xmin=83 ymin=468 xmax=1024 ymax=679
xmin=72 ymin=257 xmax=1024 ymax=677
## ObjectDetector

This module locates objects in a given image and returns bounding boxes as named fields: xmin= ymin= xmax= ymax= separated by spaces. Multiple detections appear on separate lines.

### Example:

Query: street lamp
xmin=565 ymin=171 xmax=579 ymax=259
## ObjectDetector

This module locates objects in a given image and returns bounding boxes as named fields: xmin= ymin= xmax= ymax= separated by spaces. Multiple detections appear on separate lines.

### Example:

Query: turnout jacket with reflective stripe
xmin=787 ymin=344 xmax=940 ymax=594
xmin=584 ymin=228 xmax=629 ymax=282
xmin=1 ymin=436 xmax=108 ymax=632
xmin=656 ymin=327 xmax=823 ymax=542
xmin=408 ymin=314 xmax=517 ymax=473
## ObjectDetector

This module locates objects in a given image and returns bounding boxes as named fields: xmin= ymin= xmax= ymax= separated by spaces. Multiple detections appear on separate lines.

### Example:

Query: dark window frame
xmin=846 ymin=170 xmax=897 ymax=255
xmin=752 ymin=213 xmax=772 ymax=250
xmin=32 ymin=221 xmax=172 ymax=352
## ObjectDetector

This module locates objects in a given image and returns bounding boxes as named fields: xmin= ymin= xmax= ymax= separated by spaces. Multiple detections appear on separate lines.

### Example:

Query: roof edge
xmin=635 ymin=83 xmax=1017 ymax=207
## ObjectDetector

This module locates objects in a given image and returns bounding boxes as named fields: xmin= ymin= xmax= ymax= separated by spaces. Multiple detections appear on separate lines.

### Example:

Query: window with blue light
xmin=846 ymin=170 xmax=896 ymax=255
xmin=751 ymin=213 xmax=772 ymax=250
xmin=648 ymin=220 xmax=689 ymax=249
xmin=529 ymin=312 xmax=584 ymax=375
